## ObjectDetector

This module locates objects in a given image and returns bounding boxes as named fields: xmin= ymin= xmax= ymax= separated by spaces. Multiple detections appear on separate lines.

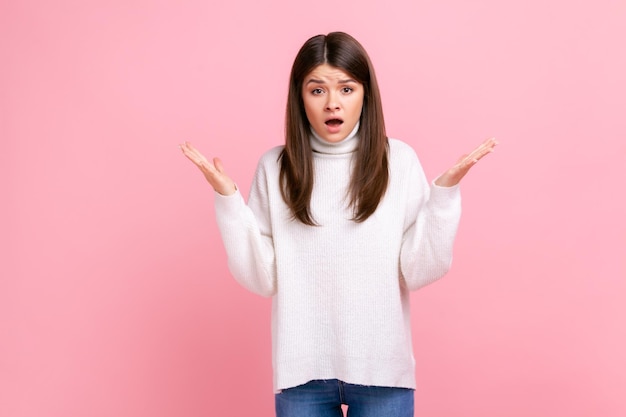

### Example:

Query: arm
xmin=400 ymin=138 xmax=497 ymax=290
xmin=400 ymin=163 xmax=462 ymax=291
xmin=180 ymin=142 xmax=277 ymax=297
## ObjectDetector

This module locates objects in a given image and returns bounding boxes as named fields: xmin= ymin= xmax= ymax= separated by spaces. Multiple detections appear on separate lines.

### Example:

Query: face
xmin=301 ymin=63 xmax=364 ymax=143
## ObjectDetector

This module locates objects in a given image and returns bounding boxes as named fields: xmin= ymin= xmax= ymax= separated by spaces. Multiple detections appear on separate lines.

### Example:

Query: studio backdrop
xmin=2 ymin=1 xmax=625 ymax=416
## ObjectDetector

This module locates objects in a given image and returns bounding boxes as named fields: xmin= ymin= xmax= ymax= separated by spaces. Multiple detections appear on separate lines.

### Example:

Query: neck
xmin=310 ymin=122 xmax=360 ymax=155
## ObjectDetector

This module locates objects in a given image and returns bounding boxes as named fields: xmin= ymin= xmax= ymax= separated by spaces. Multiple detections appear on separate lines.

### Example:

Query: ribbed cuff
xmin=213 ymin=187 xmax=244 ymax=214
xmin=429 ymin=180 xmax=461 ymax=210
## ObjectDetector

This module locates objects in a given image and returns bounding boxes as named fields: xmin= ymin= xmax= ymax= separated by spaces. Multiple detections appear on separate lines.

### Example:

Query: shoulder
xmin=259 ymin=145 xmax=284 ymax=163
xmin=249 ymin=146 xmax=284 ymax=191
xmin=387 ymin=138 xmax=421 ymax=167
xmin=256 ymin=145 xmax=284 ymax=171
xmin=387 ymin=138 xmax=429 ymax=187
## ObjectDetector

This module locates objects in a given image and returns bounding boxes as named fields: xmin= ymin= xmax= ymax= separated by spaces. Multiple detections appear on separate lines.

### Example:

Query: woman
xmin=181 ymin=32 xmax=496 ymax=417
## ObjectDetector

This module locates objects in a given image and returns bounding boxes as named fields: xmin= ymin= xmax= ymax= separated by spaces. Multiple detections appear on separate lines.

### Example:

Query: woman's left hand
xmin=435 ymin=137 xmax=498 ymax=187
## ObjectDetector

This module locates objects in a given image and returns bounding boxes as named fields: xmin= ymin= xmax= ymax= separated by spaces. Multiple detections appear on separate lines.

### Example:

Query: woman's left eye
xmin=341 ymin=87 xmax=353 ymax=94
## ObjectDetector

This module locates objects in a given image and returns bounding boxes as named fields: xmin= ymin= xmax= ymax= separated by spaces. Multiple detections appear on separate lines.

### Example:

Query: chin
xmin=323 ymin=133 xmax=346 ymax=143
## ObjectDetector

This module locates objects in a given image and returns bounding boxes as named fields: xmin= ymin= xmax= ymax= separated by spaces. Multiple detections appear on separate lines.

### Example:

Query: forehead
xmin=304 ymin=63 xmax=357 ymax=83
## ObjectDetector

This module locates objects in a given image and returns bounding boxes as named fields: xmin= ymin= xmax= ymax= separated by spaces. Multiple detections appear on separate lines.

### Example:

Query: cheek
xmin=351 ymin=96 xmax=364 ymax=117
xmin=303 ymin=101 xmax=320 ymax=121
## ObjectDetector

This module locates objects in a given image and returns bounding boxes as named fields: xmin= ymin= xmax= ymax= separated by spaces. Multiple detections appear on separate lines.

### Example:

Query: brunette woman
xmin=181 ymin=32 xmax=497 ymax=417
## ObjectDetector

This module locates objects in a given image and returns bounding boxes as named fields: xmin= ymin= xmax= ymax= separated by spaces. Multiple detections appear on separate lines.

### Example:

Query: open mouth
xmin=325 ymin=118 xmax=343 ymax=127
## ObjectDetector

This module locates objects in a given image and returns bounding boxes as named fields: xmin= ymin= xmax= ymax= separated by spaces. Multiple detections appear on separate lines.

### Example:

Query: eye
xmin=311 ymin=88 xmax=324 ymax=95
xmin=341 ymin=87 xmax=353 ymax=94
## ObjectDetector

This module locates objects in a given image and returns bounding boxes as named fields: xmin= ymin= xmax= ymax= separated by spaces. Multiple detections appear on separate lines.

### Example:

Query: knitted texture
xmin=214 ymin=130 xmax=461 ymax=392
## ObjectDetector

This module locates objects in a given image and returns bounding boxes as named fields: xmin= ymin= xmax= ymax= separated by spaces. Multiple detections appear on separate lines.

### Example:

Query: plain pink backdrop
xmin=2 ymin=1 xmax=625 ymax=416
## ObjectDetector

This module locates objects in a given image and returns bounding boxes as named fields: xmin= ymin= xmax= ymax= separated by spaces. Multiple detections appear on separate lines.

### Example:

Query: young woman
xmin=181 ymin=32 xmax=497 ymax=417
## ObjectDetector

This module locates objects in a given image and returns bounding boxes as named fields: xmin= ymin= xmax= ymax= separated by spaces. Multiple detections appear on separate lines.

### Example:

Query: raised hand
xmin=434 ymin=137 xmax=498 ymax=187
xmin=179 ymin=141 xmax=237 ymax=196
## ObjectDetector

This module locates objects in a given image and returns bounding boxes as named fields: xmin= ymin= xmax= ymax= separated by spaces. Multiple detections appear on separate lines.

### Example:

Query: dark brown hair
xmin=280 ymin=32 xmax=389 ymax=225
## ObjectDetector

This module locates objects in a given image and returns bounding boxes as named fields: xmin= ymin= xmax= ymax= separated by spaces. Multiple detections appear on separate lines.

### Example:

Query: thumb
xmin=213 ymin=157 xmax=225 ymax=173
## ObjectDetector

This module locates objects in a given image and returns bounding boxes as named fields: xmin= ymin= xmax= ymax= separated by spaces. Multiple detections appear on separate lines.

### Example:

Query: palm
xmin=180 ymin=141 xmax=236 ymax=195
xmin=435 ymin=137 xmax=498 ymax=187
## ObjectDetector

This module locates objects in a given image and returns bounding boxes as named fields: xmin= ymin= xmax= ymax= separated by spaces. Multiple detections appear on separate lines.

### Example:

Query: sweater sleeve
xmin=213 ymin=160 xmax=277 ymax=297
xmin=399 ymin=153 xmax=462 ymax=291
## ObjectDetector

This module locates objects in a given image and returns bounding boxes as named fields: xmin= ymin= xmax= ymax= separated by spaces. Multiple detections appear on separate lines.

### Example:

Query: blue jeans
xmin=275 ymin=379 xmax=414 ymax=417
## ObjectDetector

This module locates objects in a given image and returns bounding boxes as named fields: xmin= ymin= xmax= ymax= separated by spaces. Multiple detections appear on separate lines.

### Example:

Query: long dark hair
xmin=280 ymin=32 xmax=389 ymax=225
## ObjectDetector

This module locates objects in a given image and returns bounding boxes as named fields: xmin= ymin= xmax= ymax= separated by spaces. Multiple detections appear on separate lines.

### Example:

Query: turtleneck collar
xmin=310 ymin=122 xmax=360 ymax=155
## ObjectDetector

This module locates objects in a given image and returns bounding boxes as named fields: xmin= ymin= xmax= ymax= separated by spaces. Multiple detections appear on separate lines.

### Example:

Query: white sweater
xmin=213 ymin=126 xmax=461 ymax=392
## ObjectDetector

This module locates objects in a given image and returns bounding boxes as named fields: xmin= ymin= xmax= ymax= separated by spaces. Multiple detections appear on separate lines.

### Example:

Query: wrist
xmin=216 ymin=183 xmax=237 ymax=196
xmin=434 ymin=176 xmax=458 ymax=187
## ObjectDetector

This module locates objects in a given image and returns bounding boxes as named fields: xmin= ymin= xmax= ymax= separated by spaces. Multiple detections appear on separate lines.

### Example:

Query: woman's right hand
xmin=179 ymin=141 xmax=237 ymax=196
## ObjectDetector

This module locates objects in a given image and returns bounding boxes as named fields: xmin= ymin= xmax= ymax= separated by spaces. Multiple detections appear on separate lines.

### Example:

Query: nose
xmin=325 ymin=91 xmax=340 ymax=111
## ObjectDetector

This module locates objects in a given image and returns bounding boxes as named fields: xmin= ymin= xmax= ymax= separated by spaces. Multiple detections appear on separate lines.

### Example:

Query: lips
xmin=323 ymin=118 xmax=344 ymax=134
xmin=325 ymin=118 xmax=344 ymax=134
xmin=325 ymin=118 xmax=343 ymax=126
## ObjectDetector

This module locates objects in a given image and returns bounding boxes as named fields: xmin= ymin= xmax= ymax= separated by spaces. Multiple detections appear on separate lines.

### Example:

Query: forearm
xmin=214 ymin=190 xmax=277 ymax=297
xmin=400 ymin=183 xmax=461 ymax=291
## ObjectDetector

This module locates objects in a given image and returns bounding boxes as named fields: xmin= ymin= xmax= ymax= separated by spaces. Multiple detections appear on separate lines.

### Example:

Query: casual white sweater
xmin=213 ymin=125 xmax=461 ymax=393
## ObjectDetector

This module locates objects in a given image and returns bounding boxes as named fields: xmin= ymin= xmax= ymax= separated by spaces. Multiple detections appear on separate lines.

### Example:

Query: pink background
xmin=2 ymin=0 xmax=625 ymax=416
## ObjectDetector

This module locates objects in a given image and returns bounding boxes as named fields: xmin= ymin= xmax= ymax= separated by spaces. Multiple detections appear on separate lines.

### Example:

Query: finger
xmin=470 ymin=137 xmax=497 ymax=155
xmin=182 ymin=141 xmax=207 ymax=158
xmin=181 ymin=142 xmax=212 ymax=169
xmin=454 ymin=138 xmax=494 ymax=167
xmin=180 ymin=145 xmax=199 ymax=163
xmin=180 ymin=146 xmax=204 ymax=166
xmin=180 ymin=141 xmax=198 ymax=155
xmin=180 ymin=141 xmax=200 ymax=158
xmin=465 ymin=137 xmax=497 ymax=163
xmin=183 ymin=141 xmax=205 ymax=160
xmin=455 ymin=154 xmax=469 ymax=165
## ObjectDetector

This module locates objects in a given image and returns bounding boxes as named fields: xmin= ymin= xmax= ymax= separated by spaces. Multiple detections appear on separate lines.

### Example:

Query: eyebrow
xmin=305 ymin=78 xmax=358 ymax=85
